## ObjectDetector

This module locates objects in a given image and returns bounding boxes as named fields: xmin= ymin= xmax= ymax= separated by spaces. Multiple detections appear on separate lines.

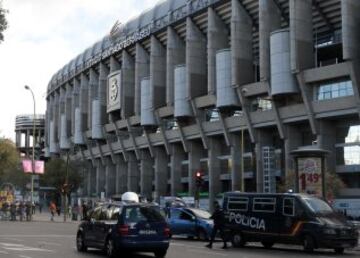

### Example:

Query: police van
xmin=222 ymin=192 xmax=359 ymax=254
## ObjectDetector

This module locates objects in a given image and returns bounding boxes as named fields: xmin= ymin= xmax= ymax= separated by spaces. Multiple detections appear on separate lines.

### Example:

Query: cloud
xmin=0 ymin=0 xmax=158 ymax=139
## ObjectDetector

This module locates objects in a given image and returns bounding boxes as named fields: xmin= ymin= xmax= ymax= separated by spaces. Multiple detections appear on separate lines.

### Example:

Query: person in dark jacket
xmin=206 ymin=201 xmax=228 ymax=249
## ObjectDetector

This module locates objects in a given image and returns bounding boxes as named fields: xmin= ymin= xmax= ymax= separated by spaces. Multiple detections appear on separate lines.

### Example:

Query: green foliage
xmin=0 ymin=138 xmax=20 ymax=182
xmin=40 ymin=157 xmax=84 ymax=195
xmin=0 ymin=1 xmax=8 ymax=43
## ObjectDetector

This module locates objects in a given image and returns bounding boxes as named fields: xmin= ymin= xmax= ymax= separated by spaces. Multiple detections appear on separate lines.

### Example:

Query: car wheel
xmin=334 ymin=248 xmax=344 ymax=254
xmin=231 ymin=233 xmax=246 ymax=248
xmin=303 ymin=234 xmax=315 ymax=253
xmin=106 ymin=238 xmax=117 ymax=258
xmin=76 ymin=233 xmax=87 ymax=252
xmin=154 ymin=250 xmax=167 ymax=258
xmin=261 ymin=241 xmax=274 ymax=249
xmin=197 ymin=229 xmax=208 ymax=241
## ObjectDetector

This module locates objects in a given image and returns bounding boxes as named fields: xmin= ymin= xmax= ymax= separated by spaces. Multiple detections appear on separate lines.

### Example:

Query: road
xmin=0 ymin=213 xmax=359 ymax=258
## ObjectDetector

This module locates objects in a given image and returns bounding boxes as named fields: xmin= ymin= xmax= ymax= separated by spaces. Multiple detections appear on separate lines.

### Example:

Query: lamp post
xmin=24 ymin=85 xmax=36 ymax=221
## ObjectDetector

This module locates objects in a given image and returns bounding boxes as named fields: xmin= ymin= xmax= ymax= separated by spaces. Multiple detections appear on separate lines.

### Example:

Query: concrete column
xmin=188 ymin=142 xmax=201 ymax=196
xmin=171 ymin=145 xmax=183 ymax=196
xmin=25 ymin=129 xmax=29 ymax=150
xmin=58 ymin=87 xmax=65 ymax=149
xmin=90 ymin=162 xmax=97 ymax=196
xmin=317 ymin=121 xmax=336 ymax=173
xmin=259 ymin=0 xmax=281 ymax=81
xmin=79 ymin=73 xmax=89 ymax=132
xmin=89 ymin=68 xmax=99 ymax=138
xmin=50 ymin=92 xmax=60 ymax=153
xmin=150 ymin=36 xmax=166 ymax=109
xmin=255 ymin=130 xmax=273 ymax=192
xmin=140 ymin=150 xmax=153 ymax=200
xmin=99 ymin=62 xmax=109 ymax=126
xmin=207 ymin=7 xmax=229 ymax=94
xmin=105 ymin=158 xmax=116 ymax=198
xmin=96 ymin=160 xmax=106 ymax=197
xmin=134 ymin=43 xmax=150 ymax=116
xmin=115 ymin=155 xmax=128 ymax=194
xmin=127 ymin=152 xmax=140 ymax=192
xmin=186 ymin=17 xmax=207 ymax=98
xmin=71 ymin=78 xmax=80 ymax=137
xmin=121 ymin=51 xmax=135 ymax=118
xmin=284 ymin=125 xmax=302 ymax=178
xmin=166 ymin=27 xmax=185 ymax=106
xmin=342 ymin=0 xmax=360 ymax=60
xmin=231 ymin=0 xmax=253 ymax=87
xmin=230 ymin=134 xmax=242 ymax=191
xmin=65 ymin=83 xmax=72 ymax=142
xmin=208 ymin=138 xmax=221 ymax=212
xmin=85 ymin=161 xmax=93 ymax=197
xmin=154 ymin=147 xmax=168 ymax=200
xmin=290 ymin=0 xmax=314 ymax=71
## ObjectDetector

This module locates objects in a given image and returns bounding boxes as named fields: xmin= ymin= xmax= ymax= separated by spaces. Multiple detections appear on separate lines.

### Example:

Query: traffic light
xmin=195 ymin=171 xmax=203 ymax=187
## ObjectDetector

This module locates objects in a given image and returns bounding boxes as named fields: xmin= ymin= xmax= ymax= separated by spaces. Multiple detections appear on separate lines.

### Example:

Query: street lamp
xmin=24 ymin=85 xmax=36 ymax=221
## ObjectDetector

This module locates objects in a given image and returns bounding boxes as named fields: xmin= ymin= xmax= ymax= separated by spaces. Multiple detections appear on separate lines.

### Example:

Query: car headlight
xmin=323 ymin=228 xmax=337 ymax=235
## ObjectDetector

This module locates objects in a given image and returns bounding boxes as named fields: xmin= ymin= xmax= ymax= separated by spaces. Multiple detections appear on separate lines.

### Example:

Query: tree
xmin=0 ymin=138 xmax=20 ymax=182
xmin=40 ymin=157 xmax=84 ymax=196
xmin=0 ymin=0 xmax=8 ymax=43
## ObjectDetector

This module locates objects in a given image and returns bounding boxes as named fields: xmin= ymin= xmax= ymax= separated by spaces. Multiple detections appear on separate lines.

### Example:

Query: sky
xmin=0 ymin=0 xmax=158 ymax=140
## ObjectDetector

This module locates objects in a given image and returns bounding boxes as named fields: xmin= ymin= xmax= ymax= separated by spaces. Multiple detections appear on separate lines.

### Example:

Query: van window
xmin=124 ymin=206 xmax=165 ymax=224
xmin=253 ymin=198 xmax=276 ymax=213
xmin=283 ymin=198 xmax=295 ymax=216
xmin=227 ymin=197 xmax=248 ymax=211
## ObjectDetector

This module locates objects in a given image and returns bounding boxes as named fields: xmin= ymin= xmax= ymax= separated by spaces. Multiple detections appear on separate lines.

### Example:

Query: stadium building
xmin=45 ymin=0 xmax=360 ymax=209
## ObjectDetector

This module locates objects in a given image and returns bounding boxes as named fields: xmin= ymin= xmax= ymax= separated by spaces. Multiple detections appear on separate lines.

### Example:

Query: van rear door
xmin=123 ymin=206 xmax=168 ymax=241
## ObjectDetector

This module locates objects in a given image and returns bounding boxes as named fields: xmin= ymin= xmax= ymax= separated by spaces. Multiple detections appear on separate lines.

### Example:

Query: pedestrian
xmin=39 ymin=202 xmax=43 ymax=213
xmin=56 ymin=205 xmax=61 ymax=216
xmin=82 ymin=202 xmax=87 ymax=220
xmin=25 ymin=202 xmax=31 ymax=221
xmin=19 ymin=202 xmax=25 ymax=221
xmin=206 ymin=201 xmax=228 ymax=249
xmin=10 ymin=202 xmax=17 ymax=221
xmin=49 ymin=201 xmax=56 ymax=221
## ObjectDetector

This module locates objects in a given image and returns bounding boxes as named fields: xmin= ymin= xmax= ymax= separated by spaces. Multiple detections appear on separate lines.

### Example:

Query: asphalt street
xmin=0 ymin=212 xmax=359 ymax=258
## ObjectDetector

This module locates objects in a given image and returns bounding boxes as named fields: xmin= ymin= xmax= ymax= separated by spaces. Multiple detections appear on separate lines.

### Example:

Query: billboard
xmin=297 ymin=157 xmax=322 ymax=197
xmin=22 ymin=160 xmax=45 ymax=174
xmin=107 ymin=70 xmax=121 ymax=113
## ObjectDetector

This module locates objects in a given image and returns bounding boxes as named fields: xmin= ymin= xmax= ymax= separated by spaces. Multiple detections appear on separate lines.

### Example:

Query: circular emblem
xmin=110 ymin=78 xmax=118 ymax=102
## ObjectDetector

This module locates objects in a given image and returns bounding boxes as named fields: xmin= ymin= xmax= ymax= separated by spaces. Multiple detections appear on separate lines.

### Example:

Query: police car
xmin=222 ymin=192 xmax=359 ymax=254
xmin=76 ymin=192 xmax=170 ymax=258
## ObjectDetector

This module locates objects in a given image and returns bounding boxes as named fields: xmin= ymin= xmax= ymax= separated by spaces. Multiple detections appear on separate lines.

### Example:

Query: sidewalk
xmin=32 ymin=211 xmax=80 ymax=223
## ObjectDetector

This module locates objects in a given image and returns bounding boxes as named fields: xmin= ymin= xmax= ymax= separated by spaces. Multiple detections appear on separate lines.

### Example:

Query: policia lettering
xmin=229 ymin=212 xmax=266 ymax=231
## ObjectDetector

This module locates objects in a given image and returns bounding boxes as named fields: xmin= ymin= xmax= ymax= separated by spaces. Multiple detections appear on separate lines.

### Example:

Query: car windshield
xmin=189 ymin=209 xmax=211 ymax=219
xmin=124 ymin=206 xmax=165 ymax=223
xmin=303 ymin=197 xmax=333 ymax=214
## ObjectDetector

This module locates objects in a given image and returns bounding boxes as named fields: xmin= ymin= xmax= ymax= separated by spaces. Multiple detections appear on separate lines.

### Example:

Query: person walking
xmin=25 ymin=202 xmax=31 ymax=221
xmin=49 ymin=201 xmax=56 ymax=222
xmin=10 ymin=202 xmax=17 ymax=221
xmin=206 ymin=201 xmax=228 ymax=249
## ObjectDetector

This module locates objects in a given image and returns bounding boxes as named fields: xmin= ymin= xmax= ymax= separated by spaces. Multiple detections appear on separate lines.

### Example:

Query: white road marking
xmin=0 ymin=242 xmax=54 ymax=252
xmin=0 ymin=235 xmax=73 ymax=238
xmin=3 ymin=238 xmax=23 ymax=242
xmin=37 ymin=241 xmax=62 ymax=246
xmin=19 ymin=255 xmax=33 ymax=258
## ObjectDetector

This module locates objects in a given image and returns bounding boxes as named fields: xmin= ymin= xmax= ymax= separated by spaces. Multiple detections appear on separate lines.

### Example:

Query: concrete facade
xmin=45 ymin=0 xmax=360 ymax=206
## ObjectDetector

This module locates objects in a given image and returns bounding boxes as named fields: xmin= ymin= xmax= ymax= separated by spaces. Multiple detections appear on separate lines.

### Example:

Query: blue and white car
xmin=166 ymin=207 xmax=213 ymax=240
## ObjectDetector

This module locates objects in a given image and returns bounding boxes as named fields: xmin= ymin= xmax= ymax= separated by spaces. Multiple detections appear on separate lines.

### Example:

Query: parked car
xmin=76 ymin=200 xmax=170 ymax=258
xmin=222 ymin=192 xmax=359 ymax=254
xmin=166 ymin=207 xmax=213 ymax=240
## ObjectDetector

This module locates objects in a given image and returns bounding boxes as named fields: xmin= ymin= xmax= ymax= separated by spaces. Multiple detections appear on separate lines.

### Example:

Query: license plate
xmin=139 ymin=230 xmax=157 ymax=235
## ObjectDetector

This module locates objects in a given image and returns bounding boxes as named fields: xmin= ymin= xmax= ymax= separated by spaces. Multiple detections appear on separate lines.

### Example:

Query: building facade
xmin=45 ymin=0 xmax=360 ymax=209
